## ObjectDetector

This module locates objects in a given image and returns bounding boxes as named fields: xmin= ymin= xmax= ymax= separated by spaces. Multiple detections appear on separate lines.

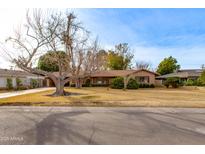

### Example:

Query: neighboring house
xmin=0 ymin=69 xmax=44 ymax=89
xmin=89 ymin=69 xmax=160 ymax=86
xmin=156 ymin=69 xmax=204 ymax=81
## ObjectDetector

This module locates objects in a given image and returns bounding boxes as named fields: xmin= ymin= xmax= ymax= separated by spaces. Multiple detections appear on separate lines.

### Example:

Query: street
xmin=1 ymin=107 xmax=205 ymax=144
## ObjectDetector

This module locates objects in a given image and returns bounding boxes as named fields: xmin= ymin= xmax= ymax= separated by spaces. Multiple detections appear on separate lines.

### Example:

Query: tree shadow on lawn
xmin=45 ymin=92 xmax=85 ymax=97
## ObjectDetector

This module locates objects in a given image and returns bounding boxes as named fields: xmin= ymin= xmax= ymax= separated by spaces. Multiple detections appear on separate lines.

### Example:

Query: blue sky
xmin=0 ymin=8 xmax=205 ymax=69
xmin=74 ymin=8 xmax=205 ymax=69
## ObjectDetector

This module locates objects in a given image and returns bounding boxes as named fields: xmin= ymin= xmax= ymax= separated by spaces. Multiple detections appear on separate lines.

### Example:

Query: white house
xmin=0 ymin=69 xmax=45 ymax=89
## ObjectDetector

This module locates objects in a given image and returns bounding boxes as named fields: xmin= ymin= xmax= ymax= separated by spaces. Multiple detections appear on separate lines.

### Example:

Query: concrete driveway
xmin=0 ymin=87 xmax=54 ymax=99
xmin=1 ymin=107 xmax=205 ymax=145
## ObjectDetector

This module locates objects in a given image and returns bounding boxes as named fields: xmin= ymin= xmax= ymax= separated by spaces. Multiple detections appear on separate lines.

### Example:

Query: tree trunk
xmin=50 ymin=76 xmax=70 ymax=96
xmin=75 ymin=78 xmax=81 ymax=88
xmin=123 ymin=76 xmax=128 ymax=90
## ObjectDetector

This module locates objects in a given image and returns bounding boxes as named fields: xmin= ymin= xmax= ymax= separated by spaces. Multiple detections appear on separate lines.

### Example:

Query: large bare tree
xmin=3 ymin=9 xmax=91 ymax=96
xmin=83 ymin=38 xmax=108 ymax=74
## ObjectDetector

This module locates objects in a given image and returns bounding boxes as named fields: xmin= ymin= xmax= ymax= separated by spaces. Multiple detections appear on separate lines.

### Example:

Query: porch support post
xmin=124 ymin=76 xmax=127 ymax=90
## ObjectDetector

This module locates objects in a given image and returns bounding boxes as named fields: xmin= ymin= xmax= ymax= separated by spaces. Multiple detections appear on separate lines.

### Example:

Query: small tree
xmin=38 ymin=51 xmax=68 ymax=72
xmin=157 ymin=56 xmax=180 ymax=75
xmin=6 ymin=78 xmax=13 ymax=90
xmin=198 ymin=70 xmax=205 ymax=86
xmin=111 ymin=77 xmax=124 ymax=89
xmin=107 ymin=43 xmax=134 ymax=70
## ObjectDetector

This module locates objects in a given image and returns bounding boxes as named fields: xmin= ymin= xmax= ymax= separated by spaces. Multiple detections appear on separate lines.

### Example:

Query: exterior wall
xmin=0 ymin=77 xmax=18 ymax=89
xmin=155 ymin=79 xmax=163 ymax=86
xmin=91 ymin=77 xmax=113 ymax=85
xmin=128 ymin=70 xmax=156 ymax=84
xmin=0 ymin=77 xmax=7 ymax=88
xmin=90 ymin=70 xmax=158 ymax=86
xmin=0 ymin=76 xmax=44 ymax=89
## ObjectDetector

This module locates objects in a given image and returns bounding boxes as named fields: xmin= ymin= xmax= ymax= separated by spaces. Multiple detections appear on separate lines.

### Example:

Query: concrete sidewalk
xmin=0 ymin=87 xmax=54 ymax=99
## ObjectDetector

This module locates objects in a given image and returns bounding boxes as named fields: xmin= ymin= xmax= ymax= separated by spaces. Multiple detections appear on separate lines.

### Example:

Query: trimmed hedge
xmin=139 ymin=83 xmax=155 ymax=88
xmin=110 ymin=77 xmax=124 ymax=89
xmin=91 ymin=84 xmax=109 ymax=87
xmin=127 ymin=78 xmax=139 ymax=89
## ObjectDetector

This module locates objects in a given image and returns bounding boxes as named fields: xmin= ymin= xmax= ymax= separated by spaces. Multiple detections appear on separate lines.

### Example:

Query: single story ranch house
xmin=156 ymin=69 xmax=204 ymax=81
xmin=1 ymin=68 xmax=203 ymax=89
xmin=89 ymin=69 xmax=160 ymax=86
xmin=0 ymin=68 xmax=161 ymax=89
xmin=0 ymin=69 xmax=44 ymax=89
xmin=44 ymin=69 xmax=161 ymax=87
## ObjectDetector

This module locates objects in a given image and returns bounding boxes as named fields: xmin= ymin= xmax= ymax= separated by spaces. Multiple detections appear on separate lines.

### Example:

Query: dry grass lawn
xmin=0 ymin=87 xmax=205 ymax=107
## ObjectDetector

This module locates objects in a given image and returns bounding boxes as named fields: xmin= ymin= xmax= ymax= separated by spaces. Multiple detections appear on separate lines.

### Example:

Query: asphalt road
xmin=1 ymin=107 xmax=205 ymax=145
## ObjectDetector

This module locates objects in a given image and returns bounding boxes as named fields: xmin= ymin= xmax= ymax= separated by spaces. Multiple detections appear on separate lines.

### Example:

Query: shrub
xmin=184 ymin=79 xmax=194 ymax=86
xmin=144 ymin=83 xmax=150 ymax=88
xmin=196 ymin=78 xmax=203 ymax=86
xmin=6 ymin=78 xmax=13 ymax=90
xmin=163 ymin=80 xmax=170 ymax=88
xmin=17 ymin=86 xmax=28 ymax=90
xmin=83 ymin=79 xmax=91 ymax=87
xmin=70 ymin=83 xmax=76 ymax=87
xmin=139 ymin=83 xmax=143 ymax=88
xmin=164 ymin=77 xmax=181 ymax=88
xmin=150 ymin=84 xmax=155 ymax=88
xmin=138 ymin=83 xmax=155 ymax=88
xmin=91 ymin=83 xmax=109 ymax=87
xmin=30 ymin=79 xmax=38 ymax=88
xmin=111 ymin=77 xmax=124 ymax=89
xmin=16 ymin=78 xmax=22 ymax=90
xmin=127 ymin=78 xmax=139 ymax=89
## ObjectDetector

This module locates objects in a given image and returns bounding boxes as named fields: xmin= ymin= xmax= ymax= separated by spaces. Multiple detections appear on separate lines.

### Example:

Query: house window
xmin=97 ymin=80 xmax=102 ymax=84
xmin=135 ymin=76 xmax=150 ymax=83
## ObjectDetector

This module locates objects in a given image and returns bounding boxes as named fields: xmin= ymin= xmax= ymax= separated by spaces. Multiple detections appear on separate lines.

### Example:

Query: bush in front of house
xmin=6 ymin=78 xmax=13 ymax=90
xmin=183 ymin=78 xmax=205 ymax=87
xmin=30 ymin=79 xmax=38 ymax=88
xmin=184 ymin=79 xmax=194 ymax=86
xmin=111 ymin=77 xmax=124 ymax=89
xmin=17 ymin=86 xmax=28 ymax=90
xmin=16 ymin=78 xmax=23 ymax=90
xmin=70 ymin=83 xmax=76 ymax=87
xmin=83 ymin=79 xmax=91 ymax=87
xmin=150 ymin=84 xmax=155 ymax=88
xmin=127 ymin=78 xmax=139 ymax=89
xmin=196 ymin=78 xmax=203 ymax=86
xmin=91 ymin=83 xmax=109 ymax=87
xmin=139 ymin=83 xmax=155 ymax=88
xmin=163 ymin=77 xmax=181 ymax=88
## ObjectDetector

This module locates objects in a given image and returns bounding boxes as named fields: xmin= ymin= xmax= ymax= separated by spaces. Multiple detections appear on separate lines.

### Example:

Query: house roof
xmin=156 ymin=69 xmax=204 ymax=79
xmin=0 ymin=69 xmax=43 ymax=78
xmin=90 ymin=69 xmax=159 ymax=77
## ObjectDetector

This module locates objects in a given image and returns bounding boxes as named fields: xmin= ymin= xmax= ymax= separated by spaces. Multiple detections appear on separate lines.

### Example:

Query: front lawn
xmin=0 ymin=87 xmax=205 ymax=107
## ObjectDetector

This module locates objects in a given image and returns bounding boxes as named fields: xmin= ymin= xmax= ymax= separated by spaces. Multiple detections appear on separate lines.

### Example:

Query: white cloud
xmin=133 ymin=45 xmax=205 ymax=69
